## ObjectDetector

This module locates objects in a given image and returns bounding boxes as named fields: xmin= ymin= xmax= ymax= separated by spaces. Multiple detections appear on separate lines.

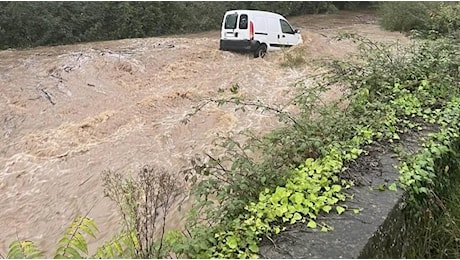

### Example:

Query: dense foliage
xmin=378 ymin=2 xmax=439 ymax=32
xmin=0 ymin=1 xmax=369 ymax=50
xmin=379 ymin=1 xmax=460 ymax=39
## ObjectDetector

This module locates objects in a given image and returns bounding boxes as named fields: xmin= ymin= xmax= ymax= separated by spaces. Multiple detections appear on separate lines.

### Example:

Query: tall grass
xmin=404 ymin=144 xmax=460 ymax=258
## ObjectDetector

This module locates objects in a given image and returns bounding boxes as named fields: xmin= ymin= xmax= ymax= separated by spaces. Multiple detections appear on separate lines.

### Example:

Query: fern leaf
xmin=58 ymin=237 xmax=69 ymax=245
xmin=92 ymin=231 xmax=137 ymax=259
xmin=67 ymin=247 xmax=82 ymax=259
xmin=105 ymin=243 xmax=114 ymax=258
xmin=25 ymin=251 xmax=43 ymax=259
xmin=113 ymin=240 xmax=123 ymax=255
xmin=69 ymin=233 xmax=87 ymax=254
xmin=79 ymin=223 xmax=96 ymax=239
xmin=7 ymin=240 xmax=43 ymax=259
xmin=53 ymin=216 xmax=98 ymax=259
xmin=7 ymin=241 xmax=22 ymax=258
xmin=54 ymin=253 xmax=65 ymax=259
xmin=94 ymin=248 xmax=105 ymax=259
xmin=128 ymin=231 xmax=139 ymax=248
xmin=95 ymin=246 xmax=112 ymax=259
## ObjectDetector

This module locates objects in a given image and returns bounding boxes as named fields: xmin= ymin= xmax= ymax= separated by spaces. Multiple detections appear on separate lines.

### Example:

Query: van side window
xmin=280 ymin=19 xmax=294 ymax=34
xmin=239 ymin=14 xmax=248 ymax=29
xmin=225 ymin=13 xmax=238 ymax=29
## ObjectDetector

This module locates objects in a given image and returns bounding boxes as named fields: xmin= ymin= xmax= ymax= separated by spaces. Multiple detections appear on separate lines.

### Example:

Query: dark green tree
xmin=0 ymin=1 xmax=373 ymax=50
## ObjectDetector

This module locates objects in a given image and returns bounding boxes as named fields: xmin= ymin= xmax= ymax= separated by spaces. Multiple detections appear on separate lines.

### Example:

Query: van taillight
xmin=249 ymin=21 xmax=254 ymax=40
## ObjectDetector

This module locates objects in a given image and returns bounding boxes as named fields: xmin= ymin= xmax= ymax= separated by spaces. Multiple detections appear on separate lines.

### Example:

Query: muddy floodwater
xmin=0 ymin=11 xmax=407 ymax=255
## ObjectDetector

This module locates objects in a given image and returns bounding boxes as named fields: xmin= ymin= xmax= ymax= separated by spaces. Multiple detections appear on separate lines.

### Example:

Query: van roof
xmin=224 ymin=10 xmax=285 ymax=19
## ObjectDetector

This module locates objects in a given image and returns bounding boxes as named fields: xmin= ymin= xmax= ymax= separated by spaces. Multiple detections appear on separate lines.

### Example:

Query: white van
xmin=219 ymin=10 xmax=303 ymax=58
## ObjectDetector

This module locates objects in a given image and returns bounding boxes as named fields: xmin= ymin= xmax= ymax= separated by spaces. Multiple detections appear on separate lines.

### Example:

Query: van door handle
xmin=277 ymin=35 xmax=280 ymax=39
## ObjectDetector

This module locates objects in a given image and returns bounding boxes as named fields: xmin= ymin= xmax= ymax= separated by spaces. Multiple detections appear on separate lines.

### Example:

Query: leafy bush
xmin=429 ymin=2 xmax=460 ymax=39
xmin=331 ymin=33 xmax=459 ymax=110
xmin=166 ymin=25 xmax=460 ymax=257
xmin=378 ymin=2 xmax=439 ymax=32
xmin=379 ymin=2 xmax=460 ymax=40
xmin=179 ymin=70 xmax=366 ymax=231
xmin=329 ymin=30 xmax=460 ymax=259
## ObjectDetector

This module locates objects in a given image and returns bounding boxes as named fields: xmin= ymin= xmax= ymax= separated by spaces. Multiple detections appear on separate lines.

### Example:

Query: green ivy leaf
xmin=322 ymin=205 xmax=332 ymax=213
xmin=419 ymin=187 xmax=429 ymax=194
xmin=290 ymin=192 xmax=304 ymax=205
xmin=261 ymin=176 xmax=266 ymax=185
xmin=291 ymin=212 xmax=302 ymax=224
xmin=336 ymin=206 xmax=345 ymax=215
xmin=377 ymin=184 xmax=386 ymax=191
xmin=307 ymin=220 xmax=317 ymax=229
xmin=331 ymin=184 xmax=341 ymax=193
xmin=226 ymin=236 xmax=238 ymax=249
xmin=248 ymin=243 xmax=259 ymax=253
xmin=388 ymin=183 xmax=397 ymax=191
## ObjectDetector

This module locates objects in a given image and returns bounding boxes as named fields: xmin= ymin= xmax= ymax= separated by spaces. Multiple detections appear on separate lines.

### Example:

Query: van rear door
xmin=222 ymin=12 xmax=250 ymax=40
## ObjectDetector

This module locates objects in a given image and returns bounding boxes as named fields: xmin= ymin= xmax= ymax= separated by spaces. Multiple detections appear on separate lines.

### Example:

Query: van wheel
xmin=254 ymin=44 xmax=267 ymax=58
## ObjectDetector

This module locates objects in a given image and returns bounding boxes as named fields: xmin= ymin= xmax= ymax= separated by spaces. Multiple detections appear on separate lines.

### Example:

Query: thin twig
xmin=265 ymin=235 xmax=278 ymax=249
xmin=204 ymin=152 xmax=232 ymax=184
xmin=40 ymin=88 xmax=55 ymax=105
xmin=157 ymin=193 xmax=171 ymax=258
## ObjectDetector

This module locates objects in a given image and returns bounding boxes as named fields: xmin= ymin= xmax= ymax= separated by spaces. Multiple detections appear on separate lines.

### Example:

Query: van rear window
xmin=224 ymin=13 xmax=238 ymax=29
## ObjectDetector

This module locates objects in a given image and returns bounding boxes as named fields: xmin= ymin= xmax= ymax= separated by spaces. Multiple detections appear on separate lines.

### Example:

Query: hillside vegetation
xmin=0 ymin=1 xmax=372 ymax=50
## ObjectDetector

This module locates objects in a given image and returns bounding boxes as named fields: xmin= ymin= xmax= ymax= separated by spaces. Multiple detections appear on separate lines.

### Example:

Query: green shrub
xmin=429 ymin=2 xmax=460 ymax=39
xmin=171 ymin=28 xmax=460 ymax=257
xmin=379 ymin=2 xmax=460 ymax=39
xmin=180 ymin=81 xmax=331 ymax=227
xmin=378 ymin=2 xmax=439 ymax=32
xmin=332 ymin=33 xmax=460 ymax=108
xmin=0 ymin=2 xmax=353 ymax=50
